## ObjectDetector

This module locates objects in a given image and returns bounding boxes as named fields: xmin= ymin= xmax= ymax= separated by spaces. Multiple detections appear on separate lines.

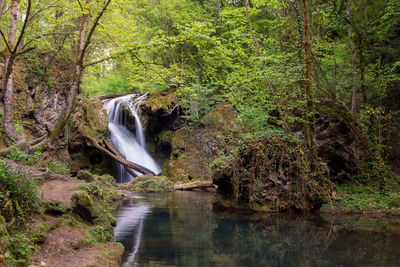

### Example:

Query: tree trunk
xmin=216 ymin=0 xmax=221 ymax=18
xmin=3 ymin=0 xmax=23 ymax=142
xmin=50 ymin=0 xmax=112 ymax=144
xmin=303 ymin=0 xmax=318 ymax=162
xmin=50 ymin=0 xmax=92 ymax=143
xmin=0 ymin=0 xmax=6 ymax=22
xmin=347 ymin=0 xmax=358 ymax=116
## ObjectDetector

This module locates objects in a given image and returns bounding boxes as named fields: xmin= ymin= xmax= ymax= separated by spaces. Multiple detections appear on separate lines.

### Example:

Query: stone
xmin=119 ymin=174 xmax=174 ymax=192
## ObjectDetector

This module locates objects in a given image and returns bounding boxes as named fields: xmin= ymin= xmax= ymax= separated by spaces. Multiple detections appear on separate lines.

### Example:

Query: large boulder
xmin=119 ymin=174 xmax=173 ymax=192
xmin=303 ymin=101 xmax=369 ymax=182
xmin=163 ymin=103 xmax=243 ymax=182
xmin=68 ymin=99 xmax=113 ymax=175
xmin=212 ymin=133 xmax=328 ymax=212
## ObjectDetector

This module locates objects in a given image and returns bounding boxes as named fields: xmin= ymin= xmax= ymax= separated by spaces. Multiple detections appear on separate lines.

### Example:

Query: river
xmin=113 ymin=191 xmax=400 ymax=266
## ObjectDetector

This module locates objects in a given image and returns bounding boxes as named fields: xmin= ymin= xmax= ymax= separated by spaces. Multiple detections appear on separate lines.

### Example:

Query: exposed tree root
xmin=0 ymin=135 xmax=47 ymax=156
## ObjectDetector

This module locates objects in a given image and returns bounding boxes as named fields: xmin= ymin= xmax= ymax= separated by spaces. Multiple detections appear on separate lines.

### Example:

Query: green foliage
xmin=330 ymin=184 xmax=400 ymax=212
xmin=0 ymin=162 xmax=40 ymax=223
xmin=6 ymin=147 xmax=41 ymax=166
xmin=28 ymin=222 xmax=50 ymax=244
xmin=82 ymin=73 xmax=133 ymax=97
xmin=177 ymin=83 xmax=221 ymax=121
xmin=4 ymin=234 xmax=35 ymax=267
xmin=48 ymin=161 xmax=70 ymax=176
xmin=75 ymin=225 xmax=111 ymax=249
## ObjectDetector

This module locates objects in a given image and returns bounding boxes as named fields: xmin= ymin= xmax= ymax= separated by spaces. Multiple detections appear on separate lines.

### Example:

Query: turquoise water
xmin=113 ymin=191 xmax=400 ymax=267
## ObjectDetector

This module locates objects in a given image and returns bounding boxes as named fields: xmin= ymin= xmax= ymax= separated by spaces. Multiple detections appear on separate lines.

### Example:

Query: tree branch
xmin=80 ymin=0 xmax=112 ymax=65
xmin=12 ymin=0 xmax=32 ymax=55
xmin=0 ymin=28 xmax=11 ymax=53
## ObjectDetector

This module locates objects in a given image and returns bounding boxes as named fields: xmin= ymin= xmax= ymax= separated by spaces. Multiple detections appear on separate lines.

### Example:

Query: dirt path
xmin=32 ymin=220 xmax=123 ymax=267
xmin=32 ymin=174 xmax=123 ymax=266
xmin=40 ymin=178 xmax=84 ymax=207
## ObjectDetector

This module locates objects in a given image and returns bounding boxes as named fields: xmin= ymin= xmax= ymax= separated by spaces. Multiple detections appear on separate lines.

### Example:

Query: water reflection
xmin=113 ymin=192 xmax=400 ymax=267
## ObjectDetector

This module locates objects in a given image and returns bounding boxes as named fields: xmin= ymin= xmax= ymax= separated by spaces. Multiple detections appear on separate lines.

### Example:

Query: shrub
xmin=0 ymin=162 xmax=40 ymax=223
xmin=6 ymin=147 xmax=41 ymax=166
xmin=48 ymin=161 xmax=70 ymax=176
xmin=5 ymin=233 xmax=35 ymax=266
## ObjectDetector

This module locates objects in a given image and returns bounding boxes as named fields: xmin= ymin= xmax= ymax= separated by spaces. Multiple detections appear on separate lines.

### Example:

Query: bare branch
xmin=80 ymin=0 xmax=112 ymax=65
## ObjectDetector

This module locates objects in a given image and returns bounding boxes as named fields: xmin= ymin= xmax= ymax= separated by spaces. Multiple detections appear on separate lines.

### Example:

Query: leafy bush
xmin=6 ymin=147 xmax=41 ymax=166
xmin=48 ymin=161 xmax=70 ymax=176
xmin=4 ymin=233 xmax=35 ymax=266
xmin=0 ymin=162 xmax=40 ymax=223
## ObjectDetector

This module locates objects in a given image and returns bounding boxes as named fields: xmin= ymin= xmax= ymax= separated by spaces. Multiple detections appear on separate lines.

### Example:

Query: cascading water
xmin=103 ymin=94 xmax=162 ymax=184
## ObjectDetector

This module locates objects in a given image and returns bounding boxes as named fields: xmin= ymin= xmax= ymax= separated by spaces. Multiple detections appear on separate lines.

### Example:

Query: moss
xmin=71 ymin=191 xmax=95 ymax=222
xmin=28 ymin=222 xmax=50 ymax=244
xmin=145 ymin=88 xmax=178 ymax=112
xmin=74 ymin=225 xmax=112 ymax=249
xmin=43 ymin=200 xmax=67 ymax=215
xmin=77 ymin=169 xmax=95 ymax=182
xmin=213 ymin=132 xmax=330 ymax=212
xmin=163 ymin=103 xmax=243 ymax=183
xmin=157 ymin=129 xmax=175 ymax=144
xmin=119 ymin=174 xmax=174 ymax=192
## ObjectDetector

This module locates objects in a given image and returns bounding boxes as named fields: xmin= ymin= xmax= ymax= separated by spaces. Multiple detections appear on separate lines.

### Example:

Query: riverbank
xmin=0 ymin=159 xmax=123 ymax=266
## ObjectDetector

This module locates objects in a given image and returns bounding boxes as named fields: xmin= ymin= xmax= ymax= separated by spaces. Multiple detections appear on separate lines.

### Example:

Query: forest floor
xmin=0 ymin=158 xmax=124 ymax=267
xmin=31 ymin=174 xmax=122 ymax=267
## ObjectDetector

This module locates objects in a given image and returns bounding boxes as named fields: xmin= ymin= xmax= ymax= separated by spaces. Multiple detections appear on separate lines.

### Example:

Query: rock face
xmin=140 ymin=88 xmax=183 ymax=165
xmin=163 ymin=102 xmax=243 ymax=182
xmin=293 ymin=101 xmax=369 ymax=183
xmin=213 ymin=133 xmax=328 ymax=212
xmin=68 ymin=99 xmax=113 ymax=175
xmin=212 ymin=101 xmax=370 ymax=211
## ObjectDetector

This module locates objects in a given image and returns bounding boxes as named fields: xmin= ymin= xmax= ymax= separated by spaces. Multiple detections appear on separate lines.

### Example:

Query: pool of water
xmin=113 ymin=191 xmax=400 ymax=267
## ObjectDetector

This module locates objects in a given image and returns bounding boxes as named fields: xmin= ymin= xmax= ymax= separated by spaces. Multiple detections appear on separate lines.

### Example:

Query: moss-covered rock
xmin=163 ymin=103 xmax=243 ymax=182
xmin=213 ymin=132 xmax=330 ymax=212
xmin=77 ymin=169 xmax=95 ymax=182
xmin=143 ymin=88 xmax=178 ymax=114
xmin=68 ymin=99 xmax=113 ymax=175
xmin=313 ymin=101 xmax=369 ymax=182
xmin=119 ymin=174 xmax=173 ymax=192
xmin=71 ymin=99 xmax=108 ymax=140
xmin=43 ymin=200 xmax=67 ymax=215
xmin=71 ymin=191 xmax=95 ymax=222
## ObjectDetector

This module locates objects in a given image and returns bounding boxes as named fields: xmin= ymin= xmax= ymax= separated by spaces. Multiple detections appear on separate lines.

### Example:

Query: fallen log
xmin=174 ymin=180 xmax=217 ymax=191
xmin=87 ymin=136 xmax=155 ymax=175
xmin=94 ymin=92 xmax=133 ymax=100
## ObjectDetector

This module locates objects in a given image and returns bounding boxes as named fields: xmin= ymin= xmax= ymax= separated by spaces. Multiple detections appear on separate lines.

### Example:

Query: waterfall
xmin=103 ymin=94 xmax=162 ymax=183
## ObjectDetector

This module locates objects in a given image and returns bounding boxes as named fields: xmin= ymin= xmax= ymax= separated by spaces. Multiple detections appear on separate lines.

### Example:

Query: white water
xmin=103 ymin=94 xmax=162 ymax=183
